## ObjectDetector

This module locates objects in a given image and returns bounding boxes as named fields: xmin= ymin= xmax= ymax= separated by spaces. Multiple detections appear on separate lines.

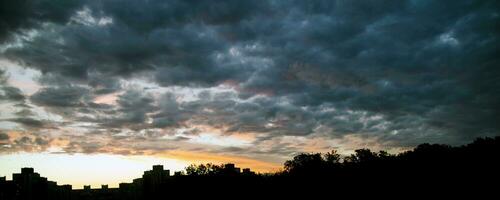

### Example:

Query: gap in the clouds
xmin=0 ymin=152 xmax=189 ymax=189
xmin=0 ymin=59 xmax=41 ymax=95
xmin=0 ymin=59 xmax=65 ymax=125
xmin=189 ymin=132 xmax=252 ymax=147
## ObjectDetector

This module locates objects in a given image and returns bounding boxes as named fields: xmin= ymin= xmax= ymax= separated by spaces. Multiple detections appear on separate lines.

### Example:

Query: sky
xmin=0 ymin=0 xmax=499 ymax=188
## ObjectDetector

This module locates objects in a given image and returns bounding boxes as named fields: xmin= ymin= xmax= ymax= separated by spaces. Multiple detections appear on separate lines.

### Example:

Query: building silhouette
xmin=0 ymin=168 xmax=72 ymax=200
xmin=0 ymin=164 xmax=256 ymax=200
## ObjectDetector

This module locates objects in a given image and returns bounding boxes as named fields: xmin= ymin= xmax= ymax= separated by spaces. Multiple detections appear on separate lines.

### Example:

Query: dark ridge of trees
xmin=1 ymin=137 xmax=499 ymax=199
xmin=185 ymin=136 xmax=500 ymax=179
xmin=180 ymin=136 xmax=500 ymax=197
xmin=279 ymin=137 xmax=498 ymax=190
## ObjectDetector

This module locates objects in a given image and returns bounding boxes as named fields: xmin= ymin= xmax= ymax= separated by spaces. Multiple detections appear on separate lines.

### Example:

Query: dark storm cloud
xmin=36 ymin=73 xmax=123 ymax=95
xmin=150 ymin=91 xmax=326 ymax=139
xmin=151 ymin=92 xmax=188 ymax=128
xmin=0 ymin=69 xmax=27 ymax=108
xmin=0 ymin=132 xmax=9 ymax=140
xmin=6 ymin=118 xmax=53 ymax=129
xmin=0 ymin=70 xmax=6 ymax=83
xmin=2 ymin=0 xmax=263 ymax=86
xmin=88 ymin=74 xmax=122 ymax=95
xmin=0 ymin=0 xmax=498 ymax=149
xmin=0 ymin=86 xmax=25 ymax=101
xmin=100 ymin=0 xmax=265 ymax=32
xmin=7 ymin=118 xmax=41 ymax=127
xmin=30 ymin=85 xmax=90 ymax=107
xmin=236 ymin=0 xmax=500 ymax=145
xmin=96 ymin=89 xmax=156 ymax=129
xmin=0 ymin=0 xmax=84 ymax=42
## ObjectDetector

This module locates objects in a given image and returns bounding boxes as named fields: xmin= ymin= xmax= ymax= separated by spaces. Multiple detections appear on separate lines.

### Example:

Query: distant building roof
xmin=21 ymin=167 xmax=34 ymax=174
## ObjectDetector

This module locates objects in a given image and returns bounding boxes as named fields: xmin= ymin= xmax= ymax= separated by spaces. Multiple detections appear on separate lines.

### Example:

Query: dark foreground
xmin=1 ymin=137 xmax=499 ymax=199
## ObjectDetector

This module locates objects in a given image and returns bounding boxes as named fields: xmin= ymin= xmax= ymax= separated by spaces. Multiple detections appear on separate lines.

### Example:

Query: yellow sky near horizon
xmin=0 ymin=151 xmax=283 ymax=189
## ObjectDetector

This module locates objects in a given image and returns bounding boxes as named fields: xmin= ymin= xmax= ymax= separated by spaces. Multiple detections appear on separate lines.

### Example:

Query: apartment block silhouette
xmin=0 ymin=164 xmax=255 ymax=200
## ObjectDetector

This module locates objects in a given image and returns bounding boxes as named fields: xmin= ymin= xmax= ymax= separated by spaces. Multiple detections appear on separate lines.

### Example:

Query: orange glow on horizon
xmin=154 ymin=150 xmax=282 ymax=173
xmin=0 ymin=151 xmax=283 ymax=189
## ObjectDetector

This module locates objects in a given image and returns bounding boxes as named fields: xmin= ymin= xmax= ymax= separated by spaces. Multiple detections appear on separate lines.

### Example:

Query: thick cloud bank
xmin=0 ymin=0 xmax=499 ymax=160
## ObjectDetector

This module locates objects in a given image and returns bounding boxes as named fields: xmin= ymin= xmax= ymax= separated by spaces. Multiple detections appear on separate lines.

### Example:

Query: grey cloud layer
xmin=0 ymin=0 xmax=83 ymax=42
xmin=0 ymin=69 xmax=25 ymax=102
xmin=1 ymin=0 xmax=499 ymax=153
